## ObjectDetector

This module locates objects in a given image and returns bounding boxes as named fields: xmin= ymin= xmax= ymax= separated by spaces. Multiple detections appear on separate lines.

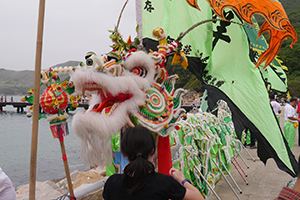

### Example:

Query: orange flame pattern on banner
xmin=206 ymin=0 xmax=297 ymax=69
xmin=186 ymin=0 xmax=201 ymax=11
xmin=257 ymin=20 xmax=297 ymax=68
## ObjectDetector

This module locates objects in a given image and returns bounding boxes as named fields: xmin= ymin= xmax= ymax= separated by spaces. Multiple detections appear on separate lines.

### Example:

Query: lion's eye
xmin=86 ymin=58 xmax=94 ymax=66
xmin=132 ymin=67 xmax=147 ymax=78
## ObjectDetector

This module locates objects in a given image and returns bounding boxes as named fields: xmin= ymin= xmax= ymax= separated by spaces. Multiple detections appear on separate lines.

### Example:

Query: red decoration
xmin=40 ymin=83 xmax=68 ymax=114
xmin=157 ymin=135 xmax=172 ymax=175
xmin=62 ymin=154 xmax=67 ymax=162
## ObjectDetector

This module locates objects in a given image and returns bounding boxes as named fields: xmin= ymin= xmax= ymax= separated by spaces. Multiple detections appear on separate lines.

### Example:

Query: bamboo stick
xmin=29 ymin=0 xmax=46 ymax=199
xmin=59 ymin=138 xmax=74 ymax=196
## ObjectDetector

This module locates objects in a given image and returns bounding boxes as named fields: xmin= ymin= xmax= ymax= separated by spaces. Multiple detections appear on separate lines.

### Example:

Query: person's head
xmin=289 ymin=97 xmax=299 ymax=107
xmin=270 ymin=94 xmax=275 ymax=101
xmin=121 ymin=126 xmax=155 ymax=161
xmin=121 ymin=126 xmax=156 ymax=193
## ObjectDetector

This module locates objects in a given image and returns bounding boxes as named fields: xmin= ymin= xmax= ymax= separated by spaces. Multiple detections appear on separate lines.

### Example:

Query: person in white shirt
xmin=270 ymin=94 xmax=281 ymax=123
xmin=297 ymin=100 xmax=300 ymax=146
xmin=0 ymin=167 xmax=16 ymax=200
xmin=284 ymin=97 xmax=300 ymax=150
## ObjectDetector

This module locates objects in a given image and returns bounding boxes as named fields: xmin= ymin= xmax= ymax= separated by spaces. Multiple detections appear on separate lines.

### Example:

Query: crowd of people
xmin=270 ymin=95 xmax=300 ymax=151
xmin=0 ymin=96 xmax=13 ymax=102
xmin=283 ymin=97 xmax=300 ymax=151
xmin=270 ymin=95 xmax=300 ymax=199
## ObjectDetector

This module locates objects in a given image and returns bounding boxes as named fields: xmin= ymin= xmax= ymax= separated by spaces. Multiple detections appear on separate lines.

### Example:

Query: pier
xmin=0 ymin=101 xmax=194 ymax=113
xmin=0 ymin=102 xmax=89 ymax=113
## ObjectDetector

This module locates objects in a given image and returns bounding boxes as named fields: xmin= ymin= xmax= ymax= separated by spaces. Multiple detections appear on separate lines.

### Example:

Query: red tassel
xmin=157 ymin=135 xmax=172 ymax=175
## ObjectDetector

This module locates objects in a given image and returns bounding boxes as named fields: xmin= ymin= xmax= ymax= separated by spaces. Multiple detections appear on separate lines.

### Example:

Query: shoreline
xmin=16 ymin=167 xmax=107 ymax=200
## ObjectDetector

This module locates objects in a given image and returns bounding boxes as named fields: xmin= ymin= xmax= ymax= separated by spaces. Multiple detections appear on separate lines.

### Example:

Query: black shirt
xmin=103 ymin=173 xmax=186 ymax=200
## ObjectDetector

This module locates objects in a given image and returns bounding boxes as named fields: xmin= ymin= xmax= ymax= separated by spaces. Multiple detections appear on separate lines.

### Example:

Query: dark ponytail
xmin=121 ymin=126 xmax=156 ymax=193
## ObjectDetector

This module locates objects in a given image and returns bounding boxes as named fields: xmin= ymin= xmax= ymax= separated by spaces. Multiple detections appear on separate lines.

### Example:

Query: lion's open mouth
xmin=91 ymin=92 xmax=133 ymax=115
xmin=82 ymin=82 xmax=133 ymax=115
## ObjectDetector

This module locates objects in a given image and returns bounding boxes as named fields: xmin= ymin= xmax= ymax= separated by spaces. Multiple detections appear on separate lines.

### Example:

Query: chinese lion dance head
xmin=70 ymin=28 xmax=186 ymax=167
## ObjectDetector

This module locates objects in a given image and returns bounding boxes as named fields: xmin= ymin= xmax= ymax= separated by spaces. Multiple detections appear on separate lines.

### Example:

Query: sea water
xmin=0 ymin=96 xmax=88 ymax=188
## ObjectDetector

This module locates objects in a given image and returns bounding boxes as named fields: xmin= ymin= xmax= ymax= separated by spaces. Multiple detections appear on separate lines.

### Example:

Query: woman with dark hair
xmin=103 ymin=126 xmax=203 ymax=200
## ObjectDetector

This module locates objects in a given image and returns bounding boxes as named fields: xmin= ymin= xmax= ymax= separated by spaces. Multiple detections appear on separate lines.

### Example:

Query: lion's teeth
xmin=103 ymin=88 xmax=107 ymax=98
xmin=126 ymin=113 xmax=135 ymax=127
xmin=82 ymin=89 xmax=85 ymax=99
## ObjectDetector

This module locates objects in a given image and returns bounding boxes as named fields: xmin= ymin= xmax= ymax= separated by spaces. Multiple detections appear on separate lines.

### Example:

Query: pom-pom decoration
xmin=71 ymin=101 xmax=79 ymax=109
xmin=40 ymin=83 xmax=69 ymax=115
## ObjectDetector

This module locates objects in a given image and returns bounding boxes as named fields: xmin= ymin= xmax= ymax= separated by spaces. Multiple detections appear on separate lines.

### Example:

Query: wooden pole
xmin=59 ymin=138 xmax=74 ymax=196
xmin=29 ymin=0 xmax=46 ymax=199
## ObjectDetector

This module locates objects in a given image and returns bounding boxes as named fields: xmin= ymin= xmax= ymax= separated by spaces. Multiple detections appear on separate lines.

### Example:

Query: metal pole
xmin=235 ymin=149 xmax=249 ymax=169
xmin=194 ymin=167 xmax=221 ymax=200
xmin=219 ymin=158 xmax=242 ymax=194
xmin=29 ymin=0 xmax=46 ymax=199
xmin=231 ymin=158 xmax=249 ymax=185
xmin=233 ymin=157 xmax=247 ymax=177
xmin=212 ymin=159 xmax=241 ymax=200
xmin=238 ymin=140 xmax=255 ymax=162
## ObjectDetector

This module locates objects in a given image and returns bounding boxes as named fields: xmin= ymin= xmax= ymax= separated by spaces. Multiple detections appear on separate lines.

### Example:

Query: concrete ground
xmin=210 ymin=105 xmax=300 ymax=200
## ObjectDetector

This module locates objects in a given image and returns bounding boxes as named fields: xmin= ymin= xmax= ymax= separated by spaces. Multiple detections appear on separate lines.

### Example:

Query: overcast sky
xmin=0 ymin=0 xmax=136 ymax=71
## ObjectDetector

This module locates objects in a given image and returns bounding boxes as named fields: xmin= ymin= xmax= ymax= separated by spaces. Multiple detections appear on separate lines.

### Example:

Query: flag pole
xmin=29 ymin=0 xmax=46 ymax=199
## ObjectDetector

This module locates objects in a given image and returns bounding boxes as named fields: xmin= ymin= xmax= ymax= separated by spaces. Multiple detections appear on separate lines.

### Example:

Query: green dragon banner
xmin=137 ymin=0 xmax=298 ymax=176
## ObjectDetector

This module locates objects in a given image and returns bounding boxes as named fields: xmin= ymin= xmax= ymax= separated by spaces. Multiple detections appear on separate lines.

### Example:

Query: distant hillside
xmin=51 ymin=61 xmax=80 ymax=68
xmin=280 ymin=0 xmax=300 ymax=14
xmin=276 ymin=0 xmax=300 ymax=97
xmin=0 ymin=61 xmax=79 ymax=95
xmin=277 ymin=0 xmax=300 ymax=73
xmin=0 ymin=69 xmax=35 ymax=95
